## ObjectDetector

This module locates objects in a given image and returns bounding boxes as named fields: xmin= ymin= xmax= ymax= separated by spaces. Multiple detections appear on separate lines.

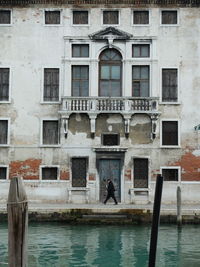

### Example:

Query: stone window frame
xmin=0 ymin=165 xmax=9 ymax=181
xmin=132 ymin=9 xmax=150 ymax=26
xmin=0 ymin=9 xmax=12 ymax=26
xmin=160 ymin=67 xmax=180 ymax=104
xmin=101 ymin=9 xmax=120 ymax=26
xmin=0 ymin=118 xmax=10 ymax=147
xmin=40 ymin=118 xmax=61 ymax=147
xmin=132 ymin=156 xmax=151 ymax=189
xmin=70 ymin=156 xmax=89 ymax=187
xmin=0 ymin=67 xmax=11 ymax=103
xmin=71 ymin=9 xmax=90 ymax=26
xmin=71 ymin=44 xmax=90 ymax=58
xmin=43 ymin=9 xmax=63 ymax=26
xmin=160 ymin=166 xmax=181 ymax=182
xmin=160 ymin=119 xmax=180 ymax=148
xmin=40 ymin=165 xmax=60 ymax=181
xmin=160 ymin=9 xmax=179 ymax=26
xmin=41 ymin=66 xmax=61 ymax=104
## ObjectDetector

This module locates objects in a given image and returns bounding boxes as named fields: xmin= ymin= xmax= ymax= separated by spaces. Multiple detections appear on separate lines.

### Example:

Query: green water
xmin=0 ymin=223 xmax=200 ymax=267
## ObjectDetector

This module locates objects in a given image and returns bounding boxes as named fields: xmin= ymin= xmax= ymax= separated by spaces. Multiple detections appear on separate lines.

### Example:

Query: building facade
xmin=0 ymin=0 xmax=200 ymax=204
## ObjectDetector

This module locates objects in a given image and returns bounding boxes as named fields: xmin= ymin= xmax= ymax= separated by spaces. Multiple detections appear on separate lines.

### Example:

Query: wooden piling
xmin=177 ymin=186 xmax=182 ymax=226
xmin=148 ymin=174 xmax=163 ymax=267
xmin=7 ymin=177 xmax=28 ymax=267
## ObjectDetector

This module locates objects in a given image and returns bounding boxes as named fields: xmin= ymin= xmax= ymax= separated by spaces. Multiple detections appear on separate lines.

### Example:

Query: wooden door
xmin=99 ymin=159 xmax=121 ymax=202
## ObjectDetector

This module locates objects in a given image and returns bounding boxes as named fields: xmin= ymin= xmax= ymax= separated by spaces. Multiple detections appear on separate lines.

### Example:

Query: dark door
xmin=134 ymin=158 xmax=148 ymax=188
xmin=99 ymin=159 xmax=121 ymax=202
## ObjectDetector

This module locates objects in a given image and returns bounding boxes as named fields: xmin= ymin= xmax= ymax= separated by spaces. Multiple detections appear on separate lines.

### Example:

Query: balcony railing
xmin=61 ymin=97 xmax=159 ymax=114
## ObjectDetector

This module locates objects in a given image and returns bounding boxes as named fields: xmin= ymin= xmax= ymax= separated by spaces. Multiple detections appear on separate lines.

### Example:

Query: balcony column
xmin=89 ymin=114 xmax=97 ymax=138
xmin=150 ymin=113 xmax=159 ymax=140
xmin=123 ymin=114 xmax=132 ymax=138
xmin=61 ymin=115 xmax=69 ymax=139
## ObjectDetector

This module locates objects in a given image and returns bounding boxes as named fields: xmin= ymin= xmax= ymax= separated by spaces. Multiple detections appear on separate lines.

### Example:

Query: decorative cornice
xmin=89 ymin=27 xmax=132 ymax=41
xmin=0 ymin=0 xmax=199 ymax=7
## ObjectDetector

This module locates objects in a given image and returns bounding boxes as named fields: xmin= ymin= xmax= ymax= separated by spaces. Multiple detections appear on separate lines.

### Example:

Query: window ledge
xmin=40 ymin=101 xmax=61 ymax=104
xmin=68 ymin=187 xmax=90 ymax=191
xmin=40 ymin=145 xmax=61 ymax=148
xmin=159 ymin=102 xmax=181 ymax=105
xmin=160 ymin=24 xmax=179 ymax=27
xmin=72 ymin=24 xmax=89 ymax=27
xmin=161 ymin=145 xmax=181 ymax=149
xmin=0 ymin=144 xmax=9 ymax=147
xmin=43 ymin=24 xmax=62 ymax=27
xmin=0 ymin=24 xmax=12 ymax=27
xmin=0 ymin=101 xmax=11 ymax=104
xmin=132 ymin=24 xmax=150 ymax=27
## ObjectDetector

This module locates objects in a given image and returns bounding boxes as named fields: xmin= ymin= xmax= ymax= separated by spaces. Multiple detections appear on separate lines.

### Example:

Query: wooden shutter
xmin=134 ymin=158 xmax=148 ymax=188
xmin=72 ymin=158 xmax=87 ymax=187
xmin=0 ymin=68 xmax=9 ymax=101
xmin=103 ymin=11 xmax=119 ymax=24
xmin=45 ymin=11 xmax=60 ymax=24
xmin=162 ymin=11 xmax=177 ymax=24
xmin=42 ymin=167 xmax=58 ymax=180
xmin=162 ymin=69 xmax=177 ymax=102
xmin=0 ymin=120 xmax=8 ymax=144
xmin=133 ymin=11 xmax=149 ymax=24
xmin=162 ymin=121 xmax=178 ymax=146
xmin=73 ymin=11 xmax=88 ymax=24
xmin=43 ymin=121 xmax=59 ymax=145
xmin=0 ymin=10 xmax=11 ymax=24
xmin=44 ymin=68 xmax=59 ymax=101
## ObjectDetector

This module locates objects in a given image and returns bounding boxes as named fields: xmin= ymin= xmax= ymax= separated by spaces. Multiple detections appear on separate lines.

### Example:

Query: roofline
xmin=0 ymin=0 xmax=199 ymax=8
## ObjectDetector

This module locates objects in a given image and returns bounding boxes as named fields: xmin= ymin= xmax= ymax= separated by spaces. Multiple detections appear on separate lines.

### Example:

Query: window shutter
xmin=103 ymin=11 xmax=118 ymax=24
xmin=0 ymin=68 xmax=9 ymax=101
xmin=44 ymin=68 xmax=59 ymax=101
xmin=73 ymin=11 xmax=88 ymax=24
xmin=0 ymin=120 xmax=8 ymax=144
xmin=133 ymin=11 xmax=149 ymax=24
xmin=45 ymin=11 xmax=60 ymax=24
xmin=162 ymin=121 xmax=178 ymax=146
xmin=43 ymin=121 xmax=59 ymax=145
xmin=162 ymin=69 xmax=177 ymax=102
xmin=0 ymin=10 xmax=11 ymax=24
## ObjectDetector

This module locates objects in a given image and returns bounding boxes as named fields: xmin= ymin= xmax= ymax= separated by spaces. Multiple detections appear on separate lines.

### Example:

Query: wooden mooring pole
xmin=148 ymin=174 xmax=163 ymax=267
xmin=177 ymin=186 xmax=182 ymax=226
xmin=7 ymin=177 xmax=28 ymax=267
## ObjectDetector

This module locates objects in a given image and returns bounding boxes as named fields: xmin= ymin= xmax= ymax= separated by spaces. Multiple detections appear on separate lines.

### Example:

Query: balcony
xmin=59 ymin=97 xmax=160 ymax=137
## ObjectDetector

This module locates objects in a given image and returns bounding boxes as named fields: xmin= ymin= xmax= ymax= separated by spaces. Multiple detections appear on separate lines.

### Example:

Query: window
xmin=45 ymin=11 xmax=60 ymax=24
xmin=0 ymin=10 xmax=11 ymax=24
xmin=162 ymin=168 xmax=179 ymax=181
xmin=72 ymin=44 xmax=89 ymax=58
xmin=99 ymin=49 xmax=122 ymax=97
xmin=41 ymin=167 xmax=58 ymax=180
xmin=0 ymin=120 xmax=8 ymax=145
xmin=72 ymin=158 xmax=87 ymax=187
xmin=43 ymin=68 xmax=59 ymax=102
xmin=0 ymin=167 xmax=7 ymax=180
xmin=133 ymin=11 xmax=149 ymax=25
xmin=73 ymin=11 xmax=88 ymax=25
xmin=103 ymin=11 xmax=119 ymax=25
xmin=102 ymin=134 xmax=119 ymax=146
xmin=161 ymin=11 xmax=177 ymax=24
xmin=134 ymin=158 xmax=148 ymax=188
xmin=162 ymin=121 xmax=178 ymax=146
xmin=72 ymin=66 xmax=89 ymax=96
xmin=42 ymin=120 xmax=59 ymax=145
xmin=132 ymin=66 xmax=149 ymax=97
xmin=132 ymin=44 xmax=150 ymax=58
xmin=162 ymin=69 xmax=177 ymax=102
xmin=0 ymin=68 xmax=9 ymax=101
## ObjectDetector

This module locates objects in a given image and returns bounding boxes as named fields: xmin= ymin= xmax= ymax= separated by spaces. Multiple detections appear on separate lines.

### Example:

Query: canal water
xmin=0 ymin=223 xmax=200 ymax=267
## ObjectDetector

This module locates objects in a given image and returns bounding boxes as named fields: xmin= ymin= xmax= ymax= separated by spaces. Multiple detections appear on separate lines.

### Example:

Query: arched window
xmin=99 ymin=49 xmax=122 ymax=97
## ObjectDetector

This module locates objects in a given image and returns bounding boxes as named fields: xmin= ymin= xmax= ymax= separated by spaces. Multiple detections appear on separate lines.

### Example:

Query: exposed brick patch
xmin=9 ymin=159 xmax=41 ymax=180
xmin=89 ymin=173 xmax=96 ymax=181
xmin=125 ymin=169 xmax=131 ymax=181
xmin=171 ymin=152 xmax=200 ymax=181
xmin=60 ymin=170 xmax=70 ymax=180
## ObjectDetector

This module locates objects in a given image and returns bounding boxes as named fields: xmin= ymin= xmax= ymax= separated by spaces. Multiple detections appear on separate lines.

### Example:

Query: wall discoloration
xmin=125 ymin=169 xmax=131 ymax=181
xmin=60 ymin=170 xmax=70 ymax=180
xmin=129 ymin=115 xmax=151 ymax=144
xmin=68 ymin=114 xmax=90 ymax=138
xmin=89 ymin=173 xmax=96 ymax=181
xmin=9 ymin=159 xmax=41 ymax=180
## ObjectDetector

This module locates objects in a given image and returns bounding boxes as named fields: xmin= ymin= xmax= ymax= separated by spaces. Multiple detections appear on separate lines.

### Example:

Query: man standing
xmin=104 ymin=179 xmax=118 ymax=205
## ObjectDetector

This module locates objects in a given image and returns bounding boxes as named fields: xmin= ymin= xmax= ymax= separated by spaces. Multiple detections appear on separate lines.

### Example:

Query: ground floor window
xmin=0 ymin=120 xmax=8 ymax=145
xmin=161 ymin=167 xmax=179 ymax=181
xmin=0 ymin=166 xmax=7 ymax=179
xmin=41 ymin=167 xmax=58 ymax=180
xmin=72 ymin=158 xmax=87 ymax=187
xmin=133 ymin=158 xmax=148 ymax=188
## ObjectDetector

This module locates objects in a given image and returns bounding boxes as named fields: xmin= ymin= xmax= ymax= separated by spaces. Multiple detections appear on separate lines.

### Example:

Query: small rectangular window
xmin=72 ymin=158 xmax=87 ymax=187
xmin=132 ymin=66 xmax=149 ymax=97
xmin=44 ymin=68 xmax=59 ymax=102
xmin=134 ymin=158 xmax=148 ymax=188
xmin=0 ymin=10 xmax=11 ymax=24
xmin=73 ymin=11 xmax=88 ymax=25
xmin=72 ymin=44 xmax=89 ymax=58
xmin=162 ymin=168 xmax=179 ymax=181
xmin=132 ymin=44 xmax=150 ymax=58
xmin=162 ymin=69 xmax=177 ymax=102
xmin=102 ymin=134 xmax=119 ymax=146
xmin=133 ymin=11 xmax=149 ymax=25
xmin=162 ymin=11 xmax=177 ymax=25
xmin=42 ymin=167 xmax=58 ymax=180
xmin=43 ymin=120 xmax=59 ymax=145
xmin=72 ymin=66 xmax=89 ymax=96
xmin=0 ymin=167 xmax=7 ymax=180
xmin=0 ymin=120 xmax=8 ymax=144
xmin=45 ymin=11 xmax=60 ymax=25
xmin=0 ymin=68 xmax=9 ymax=101
xmin=162 ymin=121 xmax=178 ymax=146
xmin=103 ymin=11 xmax=119 ymax=25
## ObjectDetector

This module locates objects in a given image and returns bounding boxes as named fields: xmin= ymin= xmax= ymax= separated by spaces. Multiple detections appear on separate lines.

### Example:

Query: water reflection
xmin=0 ymin=223 xmax=200 ymax=266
